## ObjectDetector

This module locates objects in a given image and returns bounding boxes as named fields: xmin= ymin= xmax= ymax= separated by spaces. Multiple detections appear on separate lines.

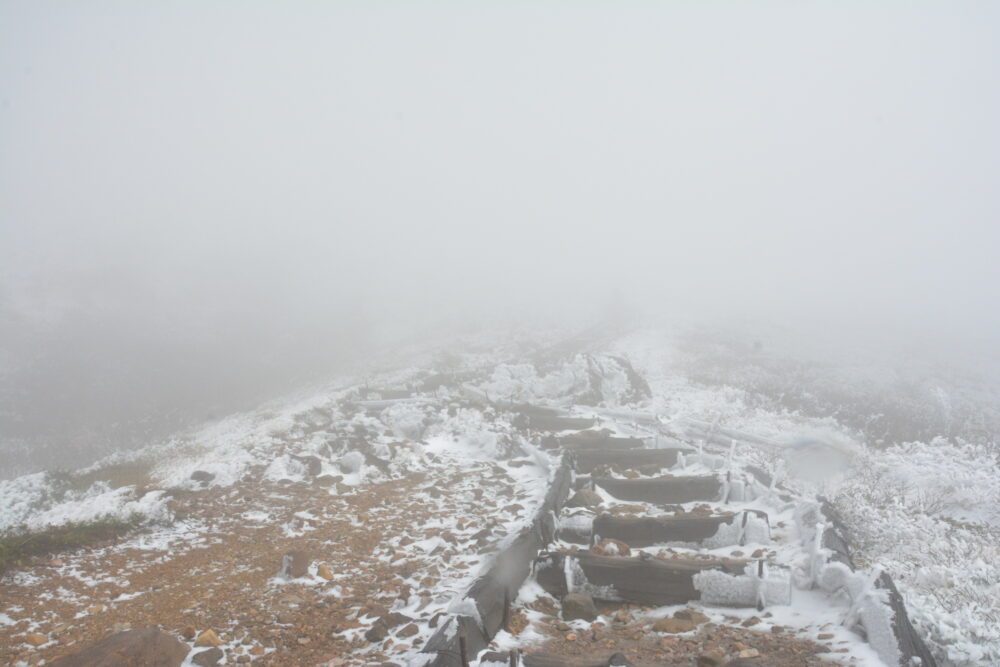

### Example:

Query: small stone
xmin=192 ymin=647 xmax=223 ymax=666
xmin=397 ymin=623 xmax=419 ymax=638
xmin=565 ymin=632 xmax=578 ymax=641
xmin=751 ymin=548 xmax=765 ymax=558
xmin=250 ymin=645 xmax=265 ymax=656
xmin=24 ymin=633 xmax=48 ymax=646
xmin=738 ymin=648 xmax=761 ymax=659
xmin=297 ymin=637 xmax=311 ymax=645
xmin=180 ymin=626 xmax=196 ymax=640
xmin=741 ymin=616 xmax=761 ymax=627
xmin=818 ymin=633 xmax=835 ymax=640
xmin=652 ymin=618 xmax=696 ymax=633
xmin=317 ymin=563 xmax=334 ymax=580
xmin=561 ymin=593 xmax=598 ymax=622
xmin=236 ymin=656 xmax=251 ymax=664
xmin=771 ymin=625 xmax=785 ymax=634
xmin=276 ymin=612 xmax=295 ymax=625
xmin=195 ymin=629 xmax=223 ymax=647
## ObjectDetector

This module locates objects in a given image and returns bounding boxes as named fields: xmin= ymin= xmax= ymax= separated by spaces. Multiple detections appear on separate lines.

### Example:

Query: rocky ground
xmin=0 ymin=441 xmax=549 ymax=665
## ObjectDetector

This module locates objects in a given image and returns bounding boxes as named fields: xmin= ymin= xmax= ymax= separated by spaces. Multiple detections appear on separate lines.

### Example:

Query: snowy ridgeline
xmin=1 ymin=330 xmax=997 ymax=665
xmin=0 ymin=348 xmax=647 ymax=535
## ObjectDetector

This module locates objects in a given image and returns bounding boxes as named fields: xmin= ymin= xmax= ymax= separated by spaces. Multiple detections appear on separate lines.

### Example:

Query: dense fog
xmin=2 ymin=1 xmax=999 ymax=474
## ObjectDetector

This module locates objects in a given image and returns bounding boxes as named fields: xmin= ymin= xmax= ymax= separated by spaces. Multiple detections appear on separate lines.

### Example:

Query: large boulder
xmin=49 ymin=627 xmax=189 ymax=666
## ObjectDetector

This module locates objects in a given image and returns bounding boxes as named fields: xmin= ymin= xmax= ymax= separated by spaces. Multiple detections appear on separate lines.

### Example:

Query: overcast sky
xmin=1 ymin=2 xmax=999 ymax=461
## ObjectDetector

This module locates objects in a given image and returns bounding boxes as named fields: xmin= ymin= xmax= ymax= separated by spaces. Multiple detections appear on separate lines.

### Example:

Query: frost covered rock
xmin=339 ymin=450 xmax=365 ymax=474
xmin=561 ymin=593 xmax=598 ymax=621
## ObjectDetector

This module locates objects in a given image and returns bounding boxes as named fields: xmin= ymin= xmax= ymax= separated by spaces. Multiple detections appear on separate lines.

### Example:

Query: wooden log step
xmin=528 ymin=415 xmax=597 ymax=432
xmin=571 ymin=448 xmax=682 ymax=473
xmin=535 ymin=551 xmax=746 ymax=607
xmin=592 ymin=512 xmax=736 ymax=547
xmin=556 ymin=433 xmax=644 ymax=452
xmin=593 ymin=475 xmax=722 ymax=504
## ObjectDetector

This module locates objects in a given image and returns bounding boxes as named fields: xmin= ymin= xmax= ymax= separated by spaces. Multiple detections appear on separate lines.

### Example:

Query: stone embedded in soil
xmin=652 ymin=617 xmax=697 ymax=633
xmin=194 ymin=629 xmax=223 ymax=647
xmin=561 ymin=593 xmax=598 ymax=621
xmin=192 ymin=647 xmax=224 ymax=666
xmin=317 ymin=563 xmax=334 ymax=580
xmin=49 ymin=627 xmax=189 ymax=667
xmin=180 ymin=626 xmax=196 ymax=640
xmin=566 ymin=489 xmax=603 ymax=508
xmin=397 ymin=623 xmax=419 ymax=638
xmin=675 ymin=608 xmax=710 ymax=624
xmin=315 ymin=474 xmax=343 ymax=487
xmin=24 ymin=633 xmax=48 ymax=646
xmin=190 ymin=470 xmax=215 ymax=485
xmin=365 ymin=612 xmax=413 ymax=642
xmin=279 ymin=550 xmax=310 ymax=578
xmin=697 ymin=650 xmax=727 ymax=666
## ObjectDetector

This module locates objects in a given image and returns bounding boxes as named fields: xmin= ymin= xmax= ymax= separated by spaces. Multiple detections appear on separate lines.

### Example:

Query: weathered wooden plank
xmin=535 ymin=551 xmax=745 ymax=606
xmin=529 ymin=415 xmax=597 ymax=432
xmin=420 ymin=614 xmax=489 ymax=666
xmin=571 ymin=448 xmax=682 ymax=473
xmin=592 ymin=512 xmax=735 ymax=547
xmin=556 ymin=434 xmax=644 ymax=452
xmin=468 ymin=530 xmax=543 ymax=637
xmin=593 ymin=475 xmax=722 ymax=504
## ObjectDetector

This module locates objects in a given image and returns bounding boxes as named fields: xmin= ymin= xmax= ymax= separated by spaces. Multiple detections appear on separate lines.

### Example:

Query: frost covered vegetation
xmin=637 ymin=329 xmax=1000 ymax=665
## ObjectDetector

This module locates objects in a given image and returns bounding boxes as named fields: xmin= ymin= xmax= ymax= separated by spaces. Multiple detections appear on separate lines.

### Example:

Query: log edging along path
xmin=419 ymin=404 xmax=938 ymax=667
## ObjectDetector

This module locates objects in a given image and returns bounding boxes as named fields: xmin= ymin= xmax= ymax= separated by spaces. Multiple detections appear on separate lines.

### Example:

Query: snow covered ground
xmin=609 ymin=328 xmax=1000 ymax=666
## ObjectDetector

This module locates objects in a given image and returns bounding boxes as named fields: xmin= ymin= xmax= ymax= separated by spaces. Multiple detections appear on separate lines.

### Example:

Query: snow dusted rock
xmin=339 ymin=450 xmax=365 ymax=474
xmin=561 ymin=592 xmax=598 ymax=621
xmin=279 ymin=550 xmax=310 ymax=578
xmin=566 ymin=489 xmax=603 ymax=508
xmin=364 ymin=612 xmax=412 ymax=642
xmin=674 ymin=608 xmax=710 ymax=624
xmin=592 ymin=537 xmax=631 ymax=557
xmin=315 ymin=474 xmax=342 ymax=487
xmin=291 ymin=455 xmax=322 ymax=477
xmin=49 ymin=627 xmax=189 ymax=666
